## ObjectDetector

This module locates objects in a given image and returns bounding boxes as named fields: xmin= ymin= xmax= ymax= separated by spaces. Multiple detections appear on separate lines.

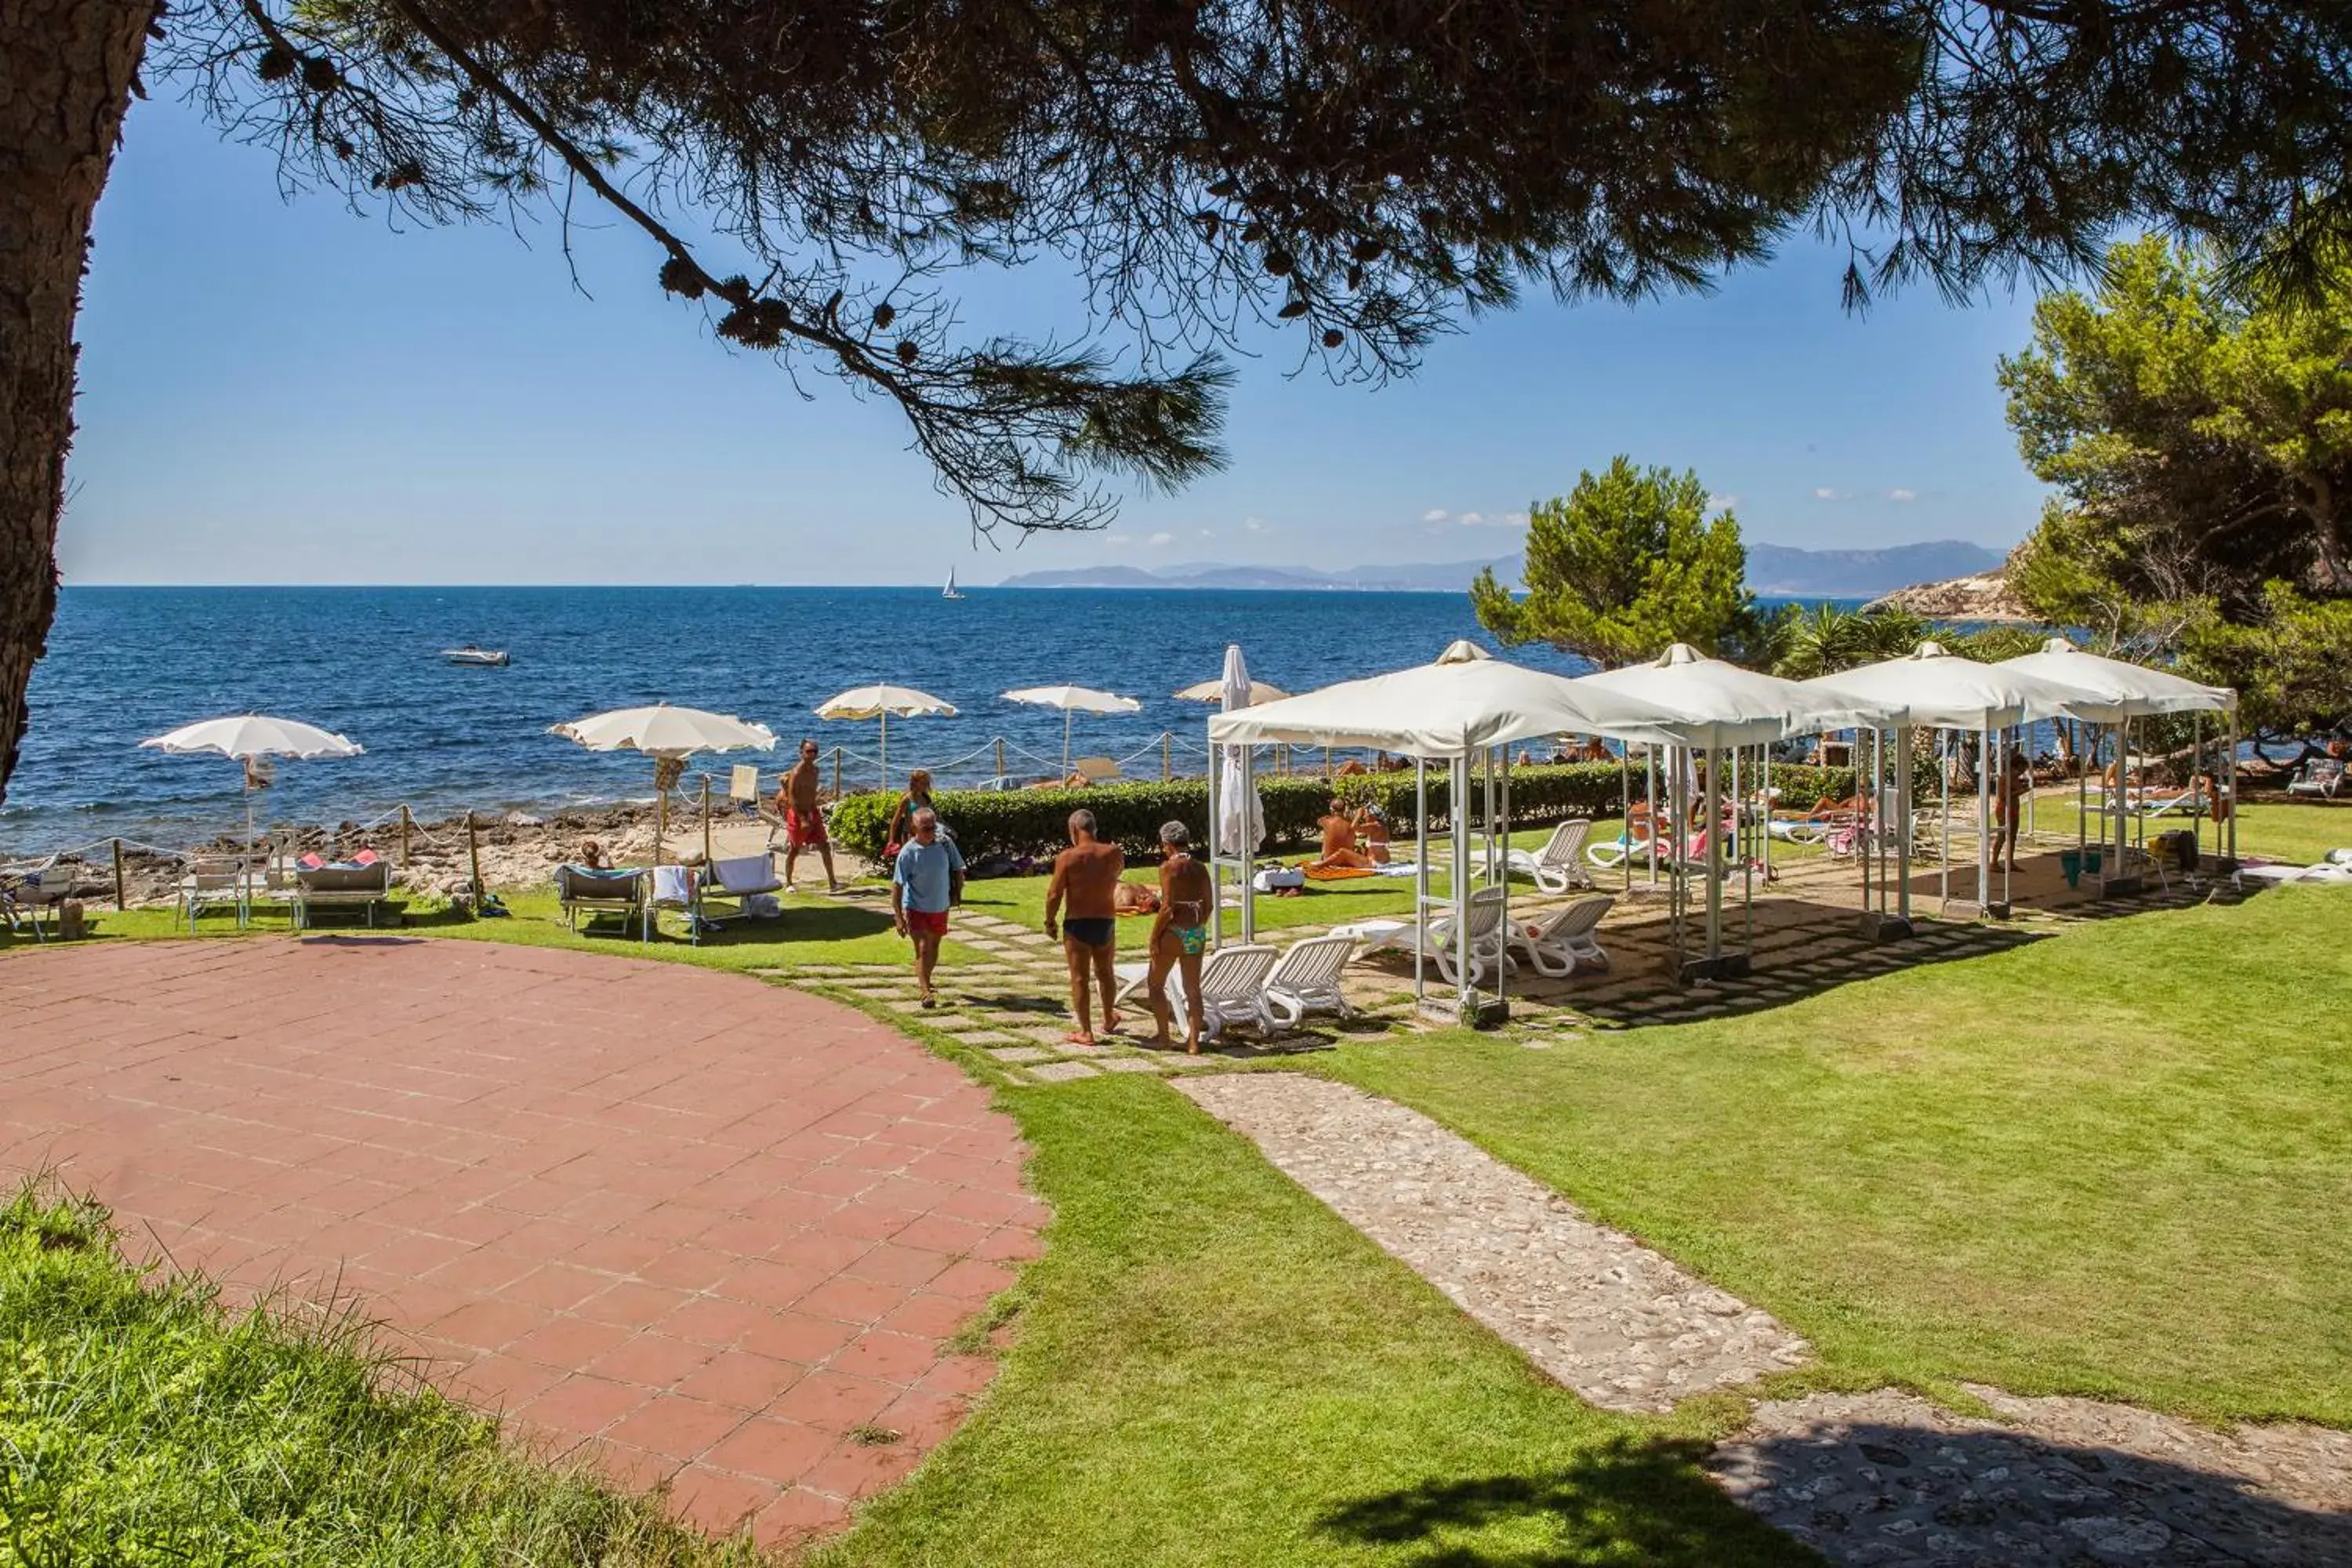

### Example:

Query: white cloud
xmin=1458 ymin=511 xmax=1484 ymax=526
xmin=1421 ymin=508 xmax=1450 ymax=523
xmin=1104 ymin=533 xmax=1132 ymax=547
xmin=1198 ymin=528 xmax=1216 ymax=539
xmin=1146 ymin=531 xmax=1174 ymax=547
xmin=1812 ymin=487 xmax=1843 ymax=501
xmin=1243 ymin=517 xmax=1266 ymax=532
xmin=1888 ymin=488 xmax=1918 ymax=503
xmin=1707 ymin=492 xmax=1739 ymax=510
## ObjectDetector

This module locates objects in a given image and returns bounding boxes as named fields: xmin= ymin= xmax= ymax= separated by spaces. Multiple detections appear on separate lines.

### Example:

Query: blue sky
xmin=62 ymin=94 xmax=2055 ymax=587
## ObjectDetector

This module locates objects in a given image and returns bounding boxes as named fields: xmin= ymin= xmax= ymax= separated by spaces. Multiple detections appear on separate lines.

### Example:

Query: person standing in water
xmin=1146 ymin=822 xmax=1214 ymax=1054
xmin=1044 ymin=809 xmax=1124 ymax=1044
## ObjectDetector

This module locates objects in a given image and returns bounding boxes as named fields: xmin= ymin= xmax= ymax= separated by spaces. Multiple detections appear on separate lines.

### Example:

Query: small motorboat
xmin=442 ymin=645 xmax=510 ymax=666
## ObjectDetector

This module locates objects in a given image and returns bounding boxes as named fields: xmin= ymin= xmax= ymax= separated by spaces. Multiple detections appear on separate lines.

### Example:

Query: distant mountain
xmin=997 ymin=540 xmax=2007 ymax=597
xmin=1744 ymin=541 xmax=2007 ymax=597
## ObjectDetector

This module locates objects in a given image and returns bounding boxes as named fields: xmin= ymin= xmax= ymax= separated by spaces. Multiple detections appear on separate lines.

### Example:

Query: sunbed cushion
xmin=559 ymin=866 xmax=643 ymax=899
xmin=297 ymin=864 xmax=388 ymax=894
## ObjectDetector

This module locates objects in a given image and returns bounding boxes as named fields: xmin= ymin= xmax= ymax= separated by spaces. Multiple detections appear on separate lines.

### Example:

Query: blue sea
xmin=7 ymin=586 xmax=1599 ymax=855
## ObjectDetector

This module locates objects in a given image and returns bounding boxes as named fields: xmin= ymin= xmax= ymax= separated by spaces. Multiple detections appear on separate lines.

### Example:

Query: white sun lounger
xmin=1508 ymin=894 xmax=1614 ymax=978
xmin=1114 ymin=943 xmax=1283 ymax=1041
xmin=1264 ymin=933 xmax=1357 ymax=1026
xmin=1331 ymin=885 xmax=1511 ymax=988
xmin=1500 ymin=820 xmax=1595 ymax=894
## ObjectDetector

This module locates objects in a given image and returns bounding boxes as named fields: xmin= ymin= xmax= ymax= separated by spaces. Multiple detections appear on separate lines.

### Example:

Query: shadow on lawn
xmin=1708 ymin=1416 xmax=2352 ymax=1566
xmin=1316 ymin=1434 xmax=1796 ymax=1566
xmin=1318 ymin=1420 xmax=2352 ymax=1565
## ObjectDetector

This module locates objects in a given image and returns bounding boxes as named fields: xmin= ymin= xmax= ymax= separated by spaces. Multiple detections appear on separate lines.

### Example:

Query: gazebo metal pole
xmin=1646 ymin=746 xmax=1660 ymax=888
xmin=1414 ymin=757 xmax=1429 ymax=1007
xmin=2002 ymin=724 xmax=2013 ymax=911
xmin=1976 ymin=724 xmax=1991 ymax=913
xmin=1452 ymin=752 xmax=1472 ymax=1011
xmin=1240 ymin=742 xmax=1257 ymax=944
xmin=1896 ymin=725 xmax=1914 ymax=922
xmin=1940 ymin=729 xmax=1952 ymax=906
xmin=1703 ymin=742 xmax=1723 ymax=961
xmin=1207 ymin=736 xmax=1222 ymax=949
xmin=1496 ymin=746 xmax=1511 ymax=1011
xmin=1737 ymin=743 xmax=1754 ymax=960
xmin=2227 ymin=701 xmax=2239 ymax=865
xmin=1619 ymin=746 xmax=1633 ymax=895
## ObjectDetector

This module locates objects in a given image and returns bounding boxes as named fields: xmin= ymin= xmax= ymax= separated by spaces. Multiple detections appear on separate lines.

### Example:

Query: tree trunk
xmin=0 ymin=0 xmax=154 ymax=807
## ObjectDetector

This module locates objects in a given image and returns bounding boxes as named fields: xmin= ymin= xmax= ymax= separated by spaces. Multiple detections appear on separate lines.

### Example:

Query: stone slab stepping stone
xmin=986 ymin=1045 xmax=1056 ymax=1064
xmin=1094 ymin=1056 xmax=1174 ymax=1073
xmin=1026 ymin=1060 xmax=1100 ymax=1083
xmin=1174 ymin=1073 xmax=1808 ymax=1414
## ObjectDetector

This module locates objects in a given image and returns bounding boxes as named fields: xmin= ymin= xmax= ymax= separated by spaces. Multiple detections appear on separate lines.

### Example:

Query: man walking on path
xmin=1044 ymin=809 xmax=1124 ymax=1044
xmin=777 ymin=739 xmax=841 ymax=893
xmin=891 ymin=808 xmax=964 ymax=1007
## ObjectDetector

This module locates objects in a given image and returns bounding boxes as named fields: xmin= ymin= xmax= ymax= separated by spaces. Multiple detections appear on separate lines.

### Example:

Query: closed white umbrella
xmin=1001 ymin=684 xmax=1142 ymax=774
xmin=814 ymin=684 xmax=958 ymax=789
xmin=1212 ymin=646 xmax=1266 ymax=860
xmin=142 ymin=714 xmax=365 ymax=854
xmin=551 ymin=704 xmax=776 ymax=865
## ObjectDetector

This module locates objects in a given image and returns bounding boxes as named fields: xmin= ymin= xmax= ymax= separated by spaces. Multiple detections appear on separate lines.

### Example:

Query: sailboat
xmin=942 ymin=568 xmax=966 ymax=601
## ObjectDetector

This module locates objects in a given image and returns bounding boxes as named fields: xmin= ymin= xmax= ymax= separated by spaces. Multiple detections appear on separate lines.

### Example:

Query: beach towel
xmin=1301 ymin=863 xmax=1377 ymax=882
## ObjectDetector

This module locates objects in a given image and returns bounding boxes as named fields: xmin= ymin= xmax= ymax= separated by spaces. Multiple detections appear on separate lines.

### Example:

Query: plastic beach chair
xmin=2 ymin=863 xmax=75 ymax=941
xmin=1500 ymin=820 xmax=1595 ymax=894
xmin=1265 ymin=933 xmax=1358 ymax=1026
xmin=1113 ymin=943 xmax=1283 ymax=1041
xmin=1330 ymin=885 xmax=1511 ymax=988
xmin=1507 ymin=893 xmax=1614 ymax=978
xmin=556 ymin=864 xmax=648 ymax=939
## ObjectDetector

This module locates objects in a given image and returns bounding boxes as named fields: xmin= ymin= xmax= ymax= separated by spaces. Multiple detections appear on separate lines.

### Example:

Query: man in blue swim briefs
xmin=1146 ymin=821 xmax=1214 ymax=1054
xmin=1044 ymin=809 xmax=1125 ymax=1044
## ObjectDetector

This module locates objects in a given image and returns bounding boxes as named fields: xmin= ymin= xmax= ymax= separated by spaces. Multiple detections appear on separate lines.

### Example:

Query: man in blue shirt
xmin=890 ymin=808 xmax=964 ymax=1008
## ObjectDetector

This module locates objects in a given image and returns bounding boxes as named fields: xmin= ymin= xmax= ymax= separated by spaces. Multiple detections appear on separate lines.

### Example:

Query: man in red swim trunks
xmin=776 ymin=739 xmax=841 ymax=893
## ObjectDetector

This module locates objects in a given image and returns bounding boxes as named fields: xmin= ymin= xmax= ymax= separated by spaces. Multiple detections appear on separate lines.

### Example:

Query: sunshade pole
xmin=2002 ymin=724 xmax=2013 ymax=911
xmin=1896 ymin=725 xmax=1914 ymax=923
xmin=1495 ymin=747 xmax=1510 ymax=1012
xmin=880 ymin=709 xmax=888 ymax=790
xmin=1645 ymin=746 xmax=1659 ymax=888
xmin=1737 ymin=743 xmax=1753 ymax=960
xmin=2226 ymin=702 xmax=2239 ymax=866
xmin=1240 ymin=743 xmax=1257 ymax=944
xmin=1975 ymin=723 xmax=1991 ymax=913
xmin=1453 ymin=751 xmax=1471 ymax=1013
xmin=1207 ymin=737 xmax=1223 ymax=950
xmin=1062 ymin=708 xmax=1073 ymax=775
xmin=1414 ymin=757 xmax=1428 ymax=1007
xmin=1619 ymin=746 xmax=1632 ymax=895
xmin=1940 ymin=729 xmax=1952 ymax=907
xmin=1704 ymin=742 xmax=1723 ymax=962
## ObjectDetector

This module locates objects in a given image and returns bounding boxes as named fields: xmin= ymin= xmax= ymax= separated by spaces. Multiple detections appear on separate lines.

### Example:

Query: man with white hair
xmin=890 ymin=807 xmax=964 ymax=1007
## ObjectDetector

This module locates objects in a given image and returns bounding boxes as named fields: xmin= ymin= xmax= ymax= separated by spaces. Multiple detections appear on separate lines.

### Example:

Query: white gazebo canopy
xmin=1804 ymin=640 xmax=2107 ymax=728
xmin=1994 ymin=638 xmax=2234 ymax=716
xmin=1207 ymin=640 xmax=1702 ymax=754
xmin=1576 ymin=642 xmax=1904 ymax=747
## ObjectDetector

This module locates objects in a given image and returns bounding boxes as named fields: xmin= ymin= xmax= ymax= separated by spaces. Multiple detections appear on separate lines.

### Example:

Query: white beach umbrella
xmin=814 ymin=684 xmax=959 ymax=789
xmin=1173 ymin=675 xmax=1291 ymax=706
xmin=1211 ymin=645 xmax=1267 ymax=859
xmin=551 ymin=704 xmax=776 ymax=864
xmin=1001 ymin=684 xmax=1142 ymax=773
xmin=141 ymin=714 xmax=365 ymax=851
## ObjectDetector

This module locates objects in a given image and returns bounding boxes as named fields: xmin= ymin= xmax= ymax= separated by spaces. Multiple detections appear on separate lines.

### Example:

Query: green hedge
xmin=829 ymin=759 xmax=1931 ymax=866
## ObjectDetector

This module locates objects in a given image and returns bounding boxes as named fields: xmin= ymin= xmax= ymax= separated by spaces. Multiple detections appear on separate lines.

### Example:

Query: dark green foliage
xmin=1470 ymin=459 xmax=1754 ymax=667
xmin=830 ymin=761 xmax=1898 ymax=863
xmin=0 ymin=1185 xmax=758 ymax=1566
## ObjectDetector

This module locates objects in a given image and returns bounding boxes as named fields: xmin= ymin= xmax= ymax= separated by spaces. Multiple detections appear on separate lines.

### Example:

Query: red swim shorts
xmin=904 ymin=909 xmax=949 ymax=937
xmin=786 ymin=807 xmax=828 ymax=849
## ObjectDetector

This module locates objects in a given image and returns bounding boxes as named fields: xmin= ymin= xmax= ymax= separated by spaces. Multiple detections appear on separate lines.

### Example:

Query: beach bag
xmin=745 ymin=894 xmax=782 ymax=918
xmin=1252 ymin=866 xmax=1305 ymax=894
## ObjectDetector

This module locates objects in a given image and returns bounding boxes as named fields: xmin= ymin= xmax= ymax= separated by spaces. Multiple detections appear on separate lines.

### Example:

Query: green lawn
xmin=2230 ymin=798 xmax=2352 ymax=866
xmin=808 ymin=1075 xmax=1804 ymax=1568
xmin=1321 ymin=884 xmax=2352 ymax=1428
xmin=0 ymin=1185 xmax=758 ymax=1566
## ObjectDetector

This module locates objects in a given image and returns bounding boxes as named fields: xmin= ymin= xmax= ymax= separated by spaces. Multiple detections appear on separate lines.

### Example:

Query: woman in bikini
xmin=1147 ymin=821 xmax=1214 ymax=1054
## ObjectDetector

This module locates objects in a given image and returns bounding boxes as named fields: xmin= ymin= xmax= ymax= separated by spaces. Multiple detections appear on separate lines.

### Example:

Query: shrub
xmin=832 ymin=757 xmax=1938 ymax=866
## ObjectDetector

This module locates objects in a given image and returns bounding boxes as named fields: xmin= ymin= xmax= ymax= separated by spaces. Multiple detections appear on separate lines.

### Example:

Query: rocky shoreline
xmin=16 ymin=799 xmax=753 ymax=909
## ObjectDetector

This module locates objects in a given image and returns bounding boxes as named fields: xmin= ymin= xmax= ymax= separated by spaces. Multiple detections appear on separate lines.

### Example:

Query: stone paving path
xmin=1171 ymin=1072 xmax=1810 ymax=1411
xmin=0 ymin=937 xmax=1045 ymax=1548
xmin=1710 ymin=1386 xmax=2352 ymax=1566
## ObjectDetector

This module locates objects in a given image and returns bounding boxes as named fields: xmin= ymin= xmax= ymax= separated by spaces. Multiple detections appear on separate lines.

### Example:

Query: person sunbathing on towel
xmin=1310 ymin=798 xmax=1374 ymax=870
xmin=1352 ymin=804 xmax=1392 ymax=865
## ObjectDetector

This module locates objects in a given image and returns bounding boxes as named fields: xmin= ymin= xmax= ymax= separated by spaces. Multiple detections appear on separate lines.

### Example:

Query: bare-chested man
xmin=775 ymin=739 xmax=840 ymax=892
xmin=1146 ymin=822 xmax=1214 ymax=1053
xmin=1309 ymin=797 xmax=1374 ymax=870
xmin=1044 ymin=809 xmax=1124 ymax=1044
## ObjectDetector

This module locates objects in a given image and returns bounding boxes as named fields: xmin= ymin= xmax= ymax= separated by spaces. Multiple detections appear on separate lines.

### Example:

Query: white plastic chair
xmin=1498 ymin=820 xmax=1595 ymax=894
xmin=1114 ymin=942 xmax=1282 ymax=1041
xmin=3 ymin=863 xmax=75 ymax=941
xmin=1265 ymin=933 xmax=1357 ymax=1027
xmin=1333 ymin=885 xmax=1512 ymax=988
xmin=1508 ymin=894 xmax=1614 ymax=978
